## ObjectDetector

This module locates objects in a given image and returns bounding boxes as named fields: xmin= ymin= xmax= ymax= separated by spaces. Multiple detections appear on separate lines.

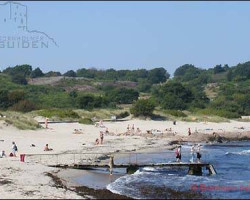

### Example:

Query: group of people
xmin=175 ymin=144 xmax=202 ymax=163
xmin=95 ymin=131 xmax=104 ymax=145
xmin=0 ymin=142 xmax=18 ymax=158
xmin=126 ymin=124 xmax=141 ymax=135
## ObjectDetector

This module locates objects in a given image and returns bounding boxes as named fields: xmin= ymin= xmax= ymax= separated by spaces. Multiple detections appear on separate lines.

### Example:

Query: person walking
xmin=190 ymin=144 xmax=195 ymax=163
xmin=12 ymin=142 xmax=18 ymax=157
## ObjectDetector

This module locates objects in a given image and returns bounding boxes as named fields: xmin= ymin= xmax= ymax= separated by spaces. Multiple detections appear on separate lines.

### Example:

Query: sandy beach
xmin=0 ymin=118 xmax=250 ymax=199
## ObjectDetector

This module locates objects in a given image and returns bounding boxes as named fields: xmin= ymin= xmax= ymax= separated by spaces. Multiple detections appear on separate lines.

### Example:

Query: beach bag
xmin=9 ymin=153 xmax=13 ymax=157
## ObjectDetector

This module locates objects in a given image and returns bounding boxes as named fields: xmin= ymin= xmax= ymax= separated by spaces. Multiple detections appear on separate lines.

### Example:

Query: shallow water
xmin=106 ymin=141 xmax=250 ymax=199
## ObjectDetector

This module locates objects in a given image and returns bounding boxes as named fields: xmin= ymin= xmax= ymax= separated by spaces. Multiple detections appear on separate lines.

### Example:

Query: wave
xmin=225 ymin=150 xmax=250 ymax=155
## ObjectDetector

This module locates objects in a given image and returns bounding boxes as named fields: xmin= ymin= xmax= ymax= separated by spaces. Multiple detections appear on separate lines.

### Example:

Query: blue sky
xmin=1 ymin=1 xmax=250 ymax=75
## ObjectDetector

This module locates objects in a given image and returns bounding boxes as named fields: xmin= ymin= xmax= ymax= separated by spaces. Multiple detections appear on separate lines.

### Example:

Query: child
xmin=95 ymin=138 xmax=100 ymax=145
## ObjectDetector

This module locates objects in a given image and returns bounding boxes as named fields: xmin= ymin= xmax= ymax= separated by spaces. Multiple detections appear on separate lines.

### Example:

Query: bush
xmin=130 ymin=99 xmax=155 ymax=117
xmin=77 ymin=94 xmax=108 ymax=110
xmin=116 ymin=111 xmax=130 ymax=119
xmin=105 ymin=88 xmax=139 ymax=104
xmin=11 ymin=74 xmax=27 ymax=85
xmin=11 ymin=99 xmax=36 ymax=112
xmin=37 ymin=109 xmax=80 ymax=119
xmin=79 ymin=118 xmax=93 ymax=125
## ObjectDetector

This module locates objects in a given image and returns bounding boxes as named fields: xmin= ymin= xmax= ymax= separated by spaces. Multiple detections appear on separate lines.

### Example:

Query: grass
xmin=74 ymin=107 xmax=131 ymax=120
xmin=34 ymin=109 xmax=80 ymax=120
xmin=154 ymin=107 xmax=230 ymax=123
xmin=0 ymin=111 xmax=41 ymax=130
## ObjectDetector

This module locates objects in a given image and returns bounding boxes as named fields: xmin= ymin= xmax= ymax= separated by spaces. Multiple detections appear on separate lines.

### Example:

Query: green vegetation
xmin=0 ymin=111 xmax=41 ymax=130
xmin=130 ymin=99 xmax=155 ymax=117
xmin=79 ymin=118 xmax=93 ymax=125
xmin=36 ymin=109 xmax=80 ymax=120
xmin=0 ymin=61 xmax=250 ymax=127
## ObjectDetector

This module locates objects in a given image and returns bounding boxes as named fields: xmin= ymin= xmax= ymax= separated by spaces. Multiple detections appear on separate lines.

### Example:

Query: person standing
xmin=196 ymin=144 xmax=202 ymax=163
xmin=176 ymin=145 xmax=182 ymax=162
xmin=100 ymin=131 xmax=104 ymax=144
xmin=190 ymin=144 xmax=195 ymax=163
xmin=188 ymin=128 xmax=191 ymax=136
xmin=12 ymin=142 xmax=18 ymax=157
xmin=45 ymin=117 xmax=49 ymax=129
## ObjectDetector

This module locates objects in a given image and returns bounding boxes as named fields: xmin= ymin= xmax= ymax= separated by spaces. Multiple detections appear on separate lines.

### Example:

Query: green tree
xmin=31 ymin=67 xmax=44 ymax=78
xmin=3 ymin=64 xmax=32 ymax=77
xmin=105 ymin=88 xmax=139 ymax=104
xmin=0 ymin=90 xmax=10 ymax=109
xmin=148 ymin=67 xmax=169 ymax=84
xmin=130 ymin=99 xmax=155 ymax=117
xmin=64 ymin=70 xmax=76 ymax=77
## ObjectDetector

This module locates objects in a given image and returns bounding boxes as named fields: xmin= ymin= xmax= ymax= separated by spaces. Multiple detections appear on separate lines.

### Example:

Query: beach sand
xmin=0 ymin=119 xmax=249 ymax=198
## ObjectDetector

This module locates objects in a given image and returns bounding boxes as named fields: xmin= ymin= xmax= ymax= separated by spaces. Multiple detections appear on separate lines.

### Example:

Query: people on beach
xmin=44 ymin=144 xmax=53 ymax=151
xmin=132 ymin=124 xmax=135 ymax=131
xmin=188 ymin=128 xmax=191 ymax=136
xmin=136 ymin=127 xmax=141 ymax=134
xmin=100 ymin=131 xmax=104 ymax=144
xmin=95 ymin=138 xmax=100 ymax=145
xmin=176 ymin=145 xmax=182 ymax=162
xmin=12 ymin=142 xmax=18 ymax=156
xmin=127 ymin=124 xmax=130 ymax=131
xmin=196 ymin=144 xmax=202 ymax=163
xmin=173 ymin=121 xmax=176 ymax=125
xmin=190 ymin=145 xmax=195 ymax=163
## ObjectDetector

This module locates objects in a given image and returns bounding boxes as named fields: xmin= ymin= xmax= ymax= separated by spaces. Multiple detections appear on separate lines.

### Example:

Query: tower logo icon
xmin=0 ymin=1 xmax=58 ymax=48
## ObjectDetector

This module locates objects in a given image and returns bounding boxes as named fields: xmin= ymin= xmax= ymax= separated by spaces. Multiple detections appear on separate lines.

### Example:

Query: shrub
xmin=11 ymin=74 xmax=27 ymax=85
xmin=130 ymin=99 xmax=155 ymax=117
xmin=105 ymin=88 xmax=139 ymax=104
xmin=116 ymin=111 xmax=130 ymax=119
xmin=77 ymin=94 xmax=107 ymax=110
xmin=37 ymin=109 xmax=80 ymax=119
xmin=79 ymin=118 xmax=93 ymax=125
xmin=11 ymin=99 xmax=36 ymax=112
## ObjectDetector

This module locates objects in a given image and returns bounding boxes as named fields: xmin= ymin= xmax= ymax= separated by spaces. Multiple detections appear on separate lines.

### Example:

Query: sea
xmin=106 ymin=141 xmax=250 ymax=199
xmin=74 ymin=141 xmax=250 ymax=199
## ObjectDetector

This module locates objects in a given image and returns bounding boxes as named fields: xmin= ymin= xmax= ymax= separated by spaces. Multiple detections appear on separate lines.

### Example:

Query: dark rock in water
xmin=217 ymin=137 xmax=223 ymax=143
xmin=169 ymin=140 xmax=180 ymax=145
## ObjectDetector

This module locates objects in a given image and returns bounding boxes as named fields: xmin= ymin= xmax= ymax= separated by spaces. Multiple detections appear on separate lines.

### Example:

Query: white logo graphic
xmin=0 ymin=1 xmax=58 ymax=48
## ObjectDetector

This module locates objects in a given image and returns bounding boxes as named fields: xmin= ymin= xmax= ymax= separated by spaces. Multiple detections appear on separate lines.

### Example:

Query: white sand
xmin=0 ymin=119 xmax=249 ymax=198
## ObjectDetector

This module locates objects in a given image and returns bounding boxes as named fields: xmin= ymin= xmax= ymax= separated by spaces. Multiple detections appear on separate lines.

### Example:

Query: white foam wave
xmin=226 ymin=149 xmax=250 ymax=155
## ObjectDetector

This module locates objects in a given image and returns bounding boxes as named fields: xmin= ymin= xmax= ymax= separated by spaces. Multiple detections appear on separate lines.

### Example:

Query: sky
xmin=1 ymin=1 xmax=250 ymax=75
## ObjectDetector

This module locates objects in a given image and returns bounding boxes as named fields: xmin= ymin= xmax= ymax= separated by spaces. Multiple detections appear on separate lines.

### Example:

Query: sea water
xmin=106 ymin=141 xmax=250 ymax=199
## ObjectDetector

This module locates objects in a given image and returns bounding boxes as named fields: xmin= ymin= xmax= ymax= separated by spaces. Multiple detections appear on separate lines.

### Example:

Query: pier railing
xmin=24 ymin=151 xmax=209 ymax=167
